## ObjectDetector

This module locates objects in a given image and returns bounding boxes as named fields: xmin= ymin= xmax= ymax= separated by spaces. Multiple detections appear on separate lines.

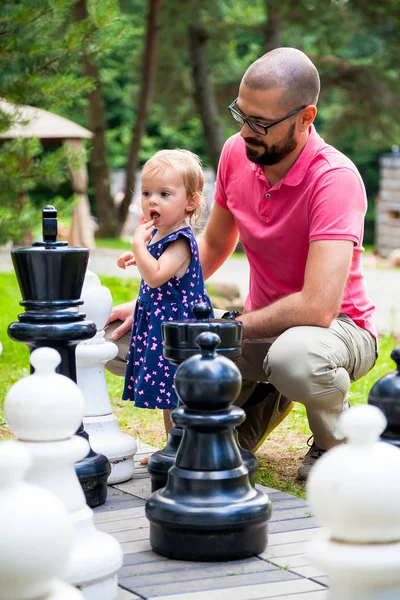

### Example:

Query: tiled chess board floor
xmin=93 ymin=443 xmax=328 ymax=600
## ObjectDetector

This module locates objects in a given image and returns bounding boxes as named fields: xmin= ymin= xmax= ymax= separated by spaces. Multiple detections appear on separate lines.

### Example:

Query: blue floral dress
xmin=122 ymin=226 xmax=214 ymax=409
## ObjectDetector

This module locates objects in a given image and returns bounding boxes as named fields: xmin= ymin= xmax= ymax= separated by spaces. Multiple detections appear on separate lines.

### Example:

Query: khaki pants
xmin=105 ymin=313 xmax=377 ymax=451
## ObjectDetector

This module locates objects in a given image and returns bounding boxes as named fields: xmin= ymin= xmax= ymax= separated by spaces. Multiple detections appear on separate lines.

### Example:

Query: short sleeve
xmin=309 ymin=167 xmax=367 ymax=246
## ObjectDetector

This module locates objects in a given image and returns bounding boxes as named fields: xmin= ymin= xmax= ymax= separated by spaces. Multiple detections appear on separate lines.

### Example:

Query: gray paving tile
xmin=313 ymin=576 xmax=329 ymax=588
xmin=271 ymin=592 xmax=328 ymax=600
xmin=121 ymin=556 xmax=272 ymax=586
xmin=268 ymin=517 xmax=318 ymax=534
xmin=94 ymin=496 xmax=146 ymax=513
xmin=144 ymin=574 xmax=324 ymax=599
xmin=265 ymin=491 xmax=298 ymax=500
xmin=261 ymin=541 xmax=309 ymax=560
xmin=123 ymin=550 xmax=169 ymax=566
xmin=113 ymin=527 xmax=150 ymax=544
xmin=96 ymin=515 xmax=148 ymax=533
xmin=269 ymin=554 xmax=311 ymax=569
xmin=114 ymin=478 xmax=152 ymax=498
xmin=120 ymin=539 xmax=152 ymax=554
xmin=267 ymin=527 xmax=320 ymax=547
xmin=119 ymin=556 xmax=262 ymax=579
xmin=126 ymin=568 xmax=300 ymax=597
xmin=270 ymin=507 xmax=313 ymax=522
xmin=94 ymin=506 xmax=146 ymax=526
xmin=270 ymin=497 xmax=309 ymax=511
xmin=117 ymin=588 xmax=141 ymax=599
xmin=291 ymin=565 xmax=328 ymax=578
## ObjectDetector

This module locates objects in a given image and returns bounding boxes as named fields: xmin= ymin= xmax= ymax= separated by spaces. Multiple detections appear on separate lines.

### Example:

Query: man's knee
xmin=264 ymin=327 xmax=350 ymax=402
xmin=264 ymin=330 xmax=313 ymax=398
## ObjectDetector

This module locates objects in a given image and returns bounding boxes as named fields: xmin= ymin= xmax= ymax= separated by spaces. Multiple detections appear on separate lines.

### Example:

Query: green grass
xmin=0 ymin=272 xmax=398 ymax=497
xmin=95 ymin=237 xmax=132 ymax=251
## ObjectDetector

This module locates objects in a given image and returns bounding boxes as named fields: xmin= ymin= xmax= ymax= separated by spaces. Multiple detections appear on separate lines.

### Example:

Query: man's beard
xmin=244 ymin=123 xmax=297 ymax=166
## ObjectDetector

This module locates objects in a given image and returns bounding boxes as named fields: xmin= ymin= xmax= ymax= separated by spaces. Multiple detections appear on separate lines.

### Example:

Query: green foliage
xmin=101 ymin=0 xmax=398 ymax=224
xmin=0 ymin=0 xmax=124 ymax=245
xmin=0 ymin=138 xmax=81 ymax=245
xmin=2 ymin=0 xmax=399 ymax=241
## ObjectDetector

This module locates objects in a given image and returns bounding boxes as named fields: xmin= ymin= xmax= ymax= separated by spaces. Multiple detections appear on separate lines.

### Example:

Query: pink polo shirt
xmin=215 ymin=126 xmax=376 ymax=337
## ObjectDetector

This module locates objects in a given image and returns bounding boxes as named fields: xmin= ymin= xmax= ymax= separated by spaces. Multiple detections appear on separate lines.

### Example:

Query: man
xmin=107 ymin=47 xmax=377 ymax=480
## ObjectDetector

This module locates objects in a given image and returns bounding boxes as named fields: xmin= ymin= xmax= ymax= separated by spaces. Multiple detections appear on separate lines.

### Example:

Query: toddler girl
xmin=117 ymin=149 xmax=214 ymax=458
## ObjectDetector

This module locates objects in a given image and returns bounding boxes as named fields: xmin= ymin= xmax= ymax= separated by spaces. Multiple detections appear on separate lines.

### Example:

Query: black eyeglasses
xmin=228 ymin=98 xmax=306 ymax=136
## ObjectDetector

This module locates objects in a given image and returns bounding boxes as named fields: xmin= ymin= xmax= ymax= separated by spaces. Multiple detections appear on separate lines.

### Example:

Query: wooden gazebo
xmin=0 ymin=100 xmax=95 ymax=249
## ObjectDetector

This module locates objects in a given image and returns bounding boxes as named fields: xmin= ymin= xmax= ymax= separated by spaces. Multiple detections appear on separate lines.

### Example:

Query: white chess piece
xmin=4 ymin=347 xmax=123 ymax=600
xmin=77 ymin=268 xmax=137 ymax=483
xmin=0 ymin=440 xmax=83 ymax=600
xmin=307 ymin=405 xmax=400 ymax=600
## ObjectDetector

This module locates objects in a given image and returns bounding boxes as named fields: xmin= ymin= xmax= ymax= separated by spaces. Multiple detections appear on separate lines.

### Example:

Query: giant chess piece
xmin=147 ymin=302 xmax=258 ymax=492
xmin=77 ymin=267 xmax=137 ymax=483
xmin=368 ymin=346 xmax=400 ymax=447
xmin=0 ymin=440 xmax=83 ymax=600
xmin=7 ymin=205 xmax=110 ymax=507
xmin=146 ymin=332 xmax=271 ymax=561
xmin=307 ymin=405 xmax=400 ymax=600
xmin=4 ymin=347 xmax=123 ymax=599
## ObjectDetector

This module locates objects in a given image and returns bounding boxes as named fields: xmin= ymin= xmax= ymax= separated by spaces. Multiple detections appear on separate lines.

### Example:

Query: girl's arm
xmin=117 ymin=251 xmax=136 ymax=269
xmin=132 ymin=222 xmax=191 ymax=288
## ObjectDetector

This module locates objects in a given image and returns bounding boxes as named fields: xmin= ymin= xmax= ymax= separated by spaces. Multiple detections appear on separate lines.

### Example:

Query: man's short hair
xmin=243 ymin=48 xmax=320 ymax=109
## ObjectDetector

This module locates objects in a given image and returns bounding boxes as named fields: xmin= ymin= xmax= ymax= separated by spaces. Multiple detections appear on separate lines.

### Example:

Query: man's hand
xmin=106 ymin=301 xmax=136 ymax=340
xmin=117 ymin=252 xmax=136 ymax=269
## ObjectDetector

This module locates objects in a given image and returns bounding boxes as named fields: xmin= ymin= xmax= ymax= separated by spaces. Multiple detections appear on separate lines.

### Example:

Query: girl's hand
xmin=117 ymin=251 xmax=136 ymax=269
xmin=132 ymin=219 xmax=155 ymax=247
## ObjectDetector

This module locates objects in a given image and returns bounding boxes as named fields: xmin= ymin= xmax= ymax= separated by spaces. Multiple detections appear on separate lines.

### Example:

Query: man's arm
xmin=198 ymin=203 xmax=239 ymax=280
xmin=238 ymin=239 xmax=353 ymax=339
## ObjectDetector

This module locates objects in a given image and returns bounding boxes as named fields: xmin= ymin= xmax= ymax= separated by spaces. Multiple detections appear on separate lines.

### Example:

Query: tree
xmin=189 ymin=25 xmax=224 ymax=173
xmin=0 ymin=0 xmax=122 ymax=245
xmin=118 ymin=0 xmax=162 ymax=233
xmin=73 ymin=0 xmax=121 ymax=238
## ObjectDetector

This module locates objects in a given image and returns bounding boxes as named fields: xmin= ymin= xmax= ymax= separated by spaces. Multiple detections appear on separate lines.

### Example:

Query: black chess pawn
xmin=368 ymin=346 xmax=400 ymax=447
xmin=147 ymin=302 xmax=258 ymax=491
xmin=146 ymin=332 xmax=272 ymax=561
xmin=8 ymin=205 xmax=111 ymax=507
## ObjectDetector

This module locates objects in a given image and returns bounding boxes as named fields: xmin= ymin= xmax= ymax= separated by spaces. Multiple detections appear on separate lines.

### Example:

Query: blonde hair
xmin=142 ymin=149 xmax=205 ymax=225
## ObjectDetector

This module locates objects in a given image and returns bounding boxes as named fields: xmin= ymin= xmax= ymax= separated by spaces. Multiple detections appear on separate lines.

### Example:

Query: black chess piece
xmin=368 ymin=346 xmax=400 ymax=447
xmin=8 ymin=205 xmax=111 ymax=507
xmin=147 ymin=302 xmax=258 ymax=491
xmin=146 ymin=332 xmax=272 ymax=561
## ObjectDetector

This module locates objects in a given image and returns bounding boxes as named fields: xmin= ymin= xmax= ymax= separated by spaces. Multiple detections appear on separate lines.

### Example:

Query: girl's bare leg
xmin=139 ymin=409 xmax=174 ymax=465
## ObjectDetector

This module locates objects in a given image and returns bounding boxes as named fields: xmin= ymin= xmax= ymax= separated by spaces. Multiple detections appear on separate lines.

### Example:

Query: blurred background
xmin=1 ymin=0 xmax=399 ymax=252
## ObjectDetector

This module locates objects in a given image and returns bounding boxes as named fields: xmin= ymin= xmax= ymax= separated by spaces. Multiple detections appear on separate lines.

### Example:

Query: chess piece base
xmin=83 ymin=414 xmax=136 ymax=484
xmin=149 ymin=520 xmax=268 ymax=561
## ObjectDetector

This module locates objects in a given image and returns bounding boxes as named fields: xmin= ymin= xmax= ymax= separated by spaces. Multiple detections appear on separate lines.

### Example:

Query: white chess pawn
xmin=0 ymin=440 xmax=83 ymax=600
xmin=77 ymin=268 xmax=137 ymax=484
xmin=307 ymin=405 xmax=400 ymax=600
xmin=4 ymin=347 xmax=123 ymax=600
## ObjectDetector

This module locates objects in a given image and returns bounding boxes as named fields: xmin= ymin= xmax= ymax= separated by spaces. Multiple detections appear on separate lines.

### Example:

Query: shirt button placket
xmin=263 ymin=192 xmax=272 ymax=222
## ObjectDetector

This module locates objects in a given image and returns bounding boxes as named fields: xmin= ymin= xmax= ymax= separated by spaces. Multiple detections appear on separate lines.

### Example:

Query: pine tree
xmin=0 ymin=0 xmax=122 ymax=245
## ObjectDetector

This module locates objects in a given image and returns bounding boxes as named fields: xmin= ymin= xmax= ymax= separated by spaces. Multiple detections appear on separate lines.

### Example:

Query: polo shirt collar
xmin=248 ymin=125 xmax=323 ymax=188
